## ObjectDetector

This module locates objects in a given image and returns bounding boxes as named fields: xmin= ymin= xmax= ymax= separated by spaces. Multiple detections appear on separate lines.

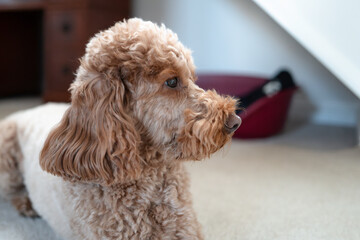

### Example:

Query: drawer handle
xmin=61 ymin=22 xmax=72 ymax=34
xmin=62 ymin=65 xmax=71 ymax=75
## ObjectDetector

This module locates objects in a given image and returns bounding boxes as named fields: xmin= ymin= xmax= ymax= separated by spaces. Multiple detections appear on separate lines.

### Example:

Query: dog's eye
xmin=165 ymin=77 xmax=178 ymax=88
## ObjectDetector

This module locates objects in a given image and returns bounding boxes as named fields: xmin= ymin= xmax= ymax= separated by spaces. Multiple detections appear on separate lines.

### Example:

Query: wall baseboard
xmin=289 ymin=90 xmax=359 ymax=127
xmin=357 ymin=107 xmax=360 ymax=146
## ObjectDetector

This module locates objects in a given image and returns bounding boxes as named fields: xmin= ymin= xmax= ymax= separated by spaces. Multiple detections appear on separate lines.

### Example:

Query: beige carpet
xmin=0 ymin=98 xmax=359 ymax=240
xmin=188 ymin=127 xmax=360 ymax=240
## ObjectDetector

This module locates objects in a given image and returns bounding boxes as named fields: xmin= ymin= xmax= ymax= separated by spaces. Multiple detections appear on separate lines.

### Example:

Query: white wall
xmin=132 ymin=0 xmax=359 ymax=126
xmin=253 ymin=0 xmax=360 ymax=100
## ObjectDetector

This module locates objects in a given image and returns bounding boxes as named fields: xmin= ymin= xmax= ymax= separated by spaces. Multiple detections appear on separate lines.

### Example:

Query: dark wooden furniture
xmin=0 ymin=0 xmax=130 ymax=102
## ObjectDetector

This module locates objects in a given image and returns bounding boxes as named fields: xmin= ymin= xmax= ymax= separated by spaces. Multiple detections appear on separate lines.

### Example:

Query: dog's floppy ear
xmin=40 ymin=70 xmax=143 ymax=185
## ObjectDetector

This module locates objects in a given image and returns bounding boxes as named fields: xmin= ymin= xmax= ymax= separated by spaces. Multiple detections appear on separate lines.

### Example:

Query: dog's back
xmin=0 ymin=103 xmax=73 ymax=237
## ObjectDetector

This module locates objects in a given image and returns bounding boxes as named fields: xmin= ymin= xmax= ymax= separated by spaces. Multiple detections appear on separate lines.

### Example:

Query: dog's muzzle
xmin=224 ymin=113 xmax=241 ymax=134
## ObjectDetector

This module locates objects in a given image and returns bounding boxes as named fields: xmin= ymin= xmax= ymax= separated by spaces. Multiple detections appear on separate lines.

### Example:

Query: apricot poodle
xmin=0 ymin=18 xmax=241 ymax=239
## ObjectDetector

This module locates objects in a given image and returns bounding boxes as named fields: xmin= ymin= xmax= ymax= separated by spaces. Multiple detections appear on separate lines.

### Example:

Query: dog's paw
xmin=11 ymin=195 xmax=40 ymax=218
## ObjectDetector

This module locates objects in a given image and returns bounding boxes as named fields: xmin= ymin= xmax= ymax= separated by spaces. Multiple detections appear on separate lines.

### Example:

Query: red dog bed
xmin=197 ymin=70 xmax=298 ymax=139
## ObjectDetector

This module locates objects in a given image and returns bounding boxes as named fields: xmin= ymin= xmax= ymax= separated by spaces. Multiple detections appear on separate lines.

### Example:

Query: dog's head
xmin=40 ymin=18 xmax=240 ymax=185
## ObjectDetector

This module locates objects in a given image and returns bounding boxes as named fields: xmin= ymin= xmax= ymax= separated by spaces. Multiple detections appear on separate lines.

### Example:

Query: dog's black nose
xmin=224 ymin=113 xmax=241 ymax=134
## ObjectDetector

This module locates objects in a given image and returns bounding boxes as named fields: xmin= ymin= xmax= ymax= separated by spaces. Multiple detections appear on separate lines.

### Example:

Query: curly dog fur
xmin=0 ymin=18 xmax=240 ymax=239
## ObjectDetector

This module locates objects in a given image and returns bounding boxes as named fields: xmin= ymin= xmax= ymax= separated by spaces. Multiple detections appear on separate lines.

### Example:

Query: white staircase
xmin=253 ymin=0 xmax=360 ymax=99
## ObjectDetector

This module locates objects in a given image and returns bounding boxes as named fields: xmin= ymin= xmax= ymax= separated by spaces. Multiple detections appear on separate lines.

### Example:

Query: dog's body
xmin=0 ymin=104 xmax=74 ymax=237
xmin=1 ymin=104 xmax=202 ymax=239
xmin=0 ymin=19 xmax=240 ymax=239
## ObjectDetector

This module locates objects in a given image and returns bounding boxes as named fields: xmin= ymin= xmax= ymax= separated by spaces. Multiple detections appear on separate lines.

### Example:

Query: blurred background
xmin=1 ymin=0 xmax=360 ymax=239
xmin=0 ymin=0 xmax=359 ymax=136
